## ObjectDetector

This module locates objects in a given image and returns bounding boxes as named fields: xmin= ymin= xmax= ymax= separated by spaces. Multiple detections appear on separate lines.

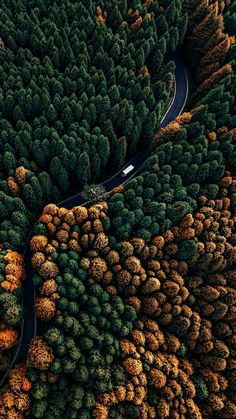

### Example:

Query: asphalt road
xmin=62 ymin=53 xmax=188 ymax=206
xmin=0 ymin=52 xmax=188 ymax=387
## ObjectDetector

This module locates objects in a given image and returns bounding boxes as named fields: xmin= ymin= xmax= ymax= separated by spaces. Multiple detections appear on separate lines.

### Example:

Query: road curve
xmin=60 ymin=53 xmax=188 ymax=209
xmin=0 ymin=52 xmax=188 ymax=388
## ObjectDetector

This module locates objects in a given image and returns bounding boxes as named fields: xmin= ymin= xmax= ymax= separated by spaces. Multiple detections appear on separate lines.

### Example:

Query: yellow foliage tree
xmin=0 ymin=323 xmax=18 ymax=350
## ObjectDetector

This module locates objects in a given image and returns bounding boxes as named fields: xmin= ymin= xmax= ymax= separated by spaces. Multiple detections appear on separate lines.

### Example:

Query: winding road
xmin=0 ymin=52 xmax=188 ymax=387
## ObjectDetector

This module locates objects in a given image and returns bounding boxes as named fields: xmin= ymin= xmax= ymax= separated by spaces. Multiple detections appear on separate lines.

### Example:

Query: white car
xmin=121 ymin=164 xmax=135 ymax=177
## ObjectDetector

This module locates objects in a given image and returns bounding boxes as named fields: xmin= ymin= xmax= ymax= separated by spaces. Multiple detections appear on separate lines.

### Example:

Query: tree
xmin=76 ymin=152 xmax=91 ymax=186
xmin=31 ymin=399 xmax=48 ymax=418
xmin=90 ymin=146 xmax=101 ymax=179
xmin=49 ymin=157 xmax=69 ymax=195
xmin=177 ymin=239 xmax=198 ymax=260
xmin=38 ymin=171 xmax=53 ymax=200
xmin=142 ymin=111 xmax=157 ymax=144
xmin=98 ymin=135 xmax=110 ymax=167
xmin=109 ymin=84 xmax=120 ymax=104
xmin=47 ymin=104 xmax=58 ymax=124
xmin=22 ymin=183 xmax=38 ymax=210
xmin=0 ymin=293 xmax=23 ymax=326
xmin=195 ymin=64 xmax=232 ymax=99
xmin=3 ymin=151 xmax=17 ymax=173
xmin=166 ymin=200 xmax=191 ymax=223
xmin=112 ymin=136 xmax=127 ymax=170
xmin=32 ymin=140 xmax=46 ymax=167
xmin=108 ymin=6 xmax=123 ymax=29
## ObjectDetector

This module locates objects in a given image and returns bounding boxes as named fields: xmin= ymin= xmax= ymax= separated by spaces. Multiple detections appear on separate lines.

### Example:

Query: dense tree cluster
xmin=0 ymin=0 xmax=180 ymax=376
xmin=21 ymin=202 xmax=137 ymax=418
xmin=0 ymin=364 xmax=32 ymax=418
xmin=107 ymin=0 xmax=236 ymax=246
xmin=0 ymin=0 xmax=188 ymax=256
xmin=0 ymin=249 xmax=24 ymax=378
xmin=1 ymin=0 xmax=236 ymax=418
xmin=0 ymin=248 xmax=25 ymax=293
xmin=0 ymin=0 xmax=187 ymax=388
xmin=107 ymin=0 xmax=236 ymax=241
xmin=3 ymin=171 xmax=236 ymax=418
xmin=185 ymin=0 xmax=234 ymax=98
xmin=0 ymin=187 xmax=31 ymax=251
xmin=0 ymin=0 xmax=186 ymax=196
xmin=108 ymin=105 xmax=236 ymax=241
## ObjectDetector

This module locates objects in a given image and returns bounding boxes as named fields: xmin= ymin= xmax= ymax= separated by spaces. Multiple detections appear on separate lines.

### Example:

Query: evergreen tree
xmin=49 ymin=157 xmax=69 ymax=194
xmin=76 ymin=152 xmax=91 ymax=186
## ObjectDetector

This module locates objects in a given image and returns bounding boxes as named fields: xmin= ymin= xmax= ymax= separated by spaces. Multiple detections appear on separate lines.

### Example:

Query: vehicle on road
xmin=0 ymin=53 xmax=188 ymax=388
xmin=121 ymin=164 xmax=135 ymax=177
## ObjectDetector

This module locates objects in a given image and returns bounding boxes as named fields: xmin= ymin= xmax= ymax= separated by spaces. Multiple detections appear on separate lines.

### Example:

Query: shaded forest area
xmin=1 ymin=0 xmax=236 ymax=418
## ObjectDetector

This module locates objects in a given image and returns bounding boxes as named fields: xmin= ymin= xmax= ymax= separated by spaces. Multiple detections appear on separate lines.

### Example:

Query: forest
xmin=0 ymin=0 xmax=236 ymax=418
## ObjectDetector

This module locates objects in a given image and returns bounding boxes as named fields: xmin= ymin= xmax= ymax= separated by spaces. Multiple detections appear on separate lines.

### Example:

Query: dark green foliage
xmin=192 ymin=376 xmax=209 ymax=401
xmin=167 ymin=201 xmax=191 ymax=223
xmin=0 ymin=0 xmax=188 ymax=263
xmin=31 ymin=382 xmax=50 ymax=400
xmin=29 ymin=223 xmax=138 ymax=417
xmin=0 ymin=191 xmax=32 ymax=251
xmin=31 ymin=400 xmax=48 ymax=418
xmin=0 ymin=0 xmax=187 ymax=206
xmin=177 ymin=239 xmax=198 ymax=260
xmin=2 ymin=1 xmax=236 ymax=418
xmin=108 ymin=105 xmax=236 ymax=241
xmin=0 ymin=293 xmax=23 ymax=326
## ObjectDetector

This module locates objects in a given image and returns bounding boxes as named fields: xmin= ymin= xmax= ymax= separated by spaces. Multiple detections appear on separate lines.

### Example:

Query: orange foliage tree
xmin=185 ymin=0 xmax=234 ymax=95
xmin=0 ymin=364 xmax=31 ymax=418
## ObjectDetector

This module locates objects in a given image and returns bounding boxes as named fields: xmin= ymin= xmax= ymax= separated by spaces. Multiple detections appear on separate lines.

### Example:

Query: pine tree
xmin=76 ymin=152 xmax=91 ymax=186
xmin=112 ymin=136 xmax=127 ymax=169
xmin=3 ymin=152 xmax=17 ymax=174
xmin=49 ymin=157 xmax=69 ymax=195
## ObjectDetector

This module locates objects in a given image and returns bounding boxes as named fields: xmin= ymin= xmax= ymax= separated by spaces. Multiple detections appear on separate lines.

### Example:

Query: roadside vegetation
xmin=0 ymin=0 xmax=236 ymax=418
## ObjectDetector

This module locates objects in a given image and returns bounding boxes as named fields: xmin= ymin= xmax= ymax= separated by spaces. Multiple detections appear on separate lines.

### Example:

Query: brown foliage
xmin=15 ymin=166 xmax=28 ymax=185
xmin=153 ymin=113 xmax=192 ymax=145
xmin=30 ymin=235 xmax=48 ymax=252
xmin=93 ymin=403 xmax=109 ymax=419
xmin=38 ymin=260 xmax=59 ymax=278
xmin=110 ymin=185 xmax=124 ymax=195
xmin=139 ymin=65 xmax=149 ymax=77
xmin=195 ymin=63 xmax=232 ymax=99
xmin=0 ymin=364 xmax=31 ymax=418
xmin=143 ymin=0 xmax=154 ymax=7
xmin=89 ymin=257 xmax=108 ymax=279
xmin=96 ymin=6 xmax=107 ymax=24
xmin=131 ymin=16 xmax=142 ymax=32
xmin=125 ymin=256 xmax=142 ymax=273
xmin=26 ymin=337 xmax=54 ymax=370
xmin=39 ymin=279 xmax=58 ymax=296
xmin=7 ymin=176 xmax=20 ymax=196
xmin=186 ymin=0 xmax=234 ymax=94
xmin=35 ymin=297 xmax=56 ymax=321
